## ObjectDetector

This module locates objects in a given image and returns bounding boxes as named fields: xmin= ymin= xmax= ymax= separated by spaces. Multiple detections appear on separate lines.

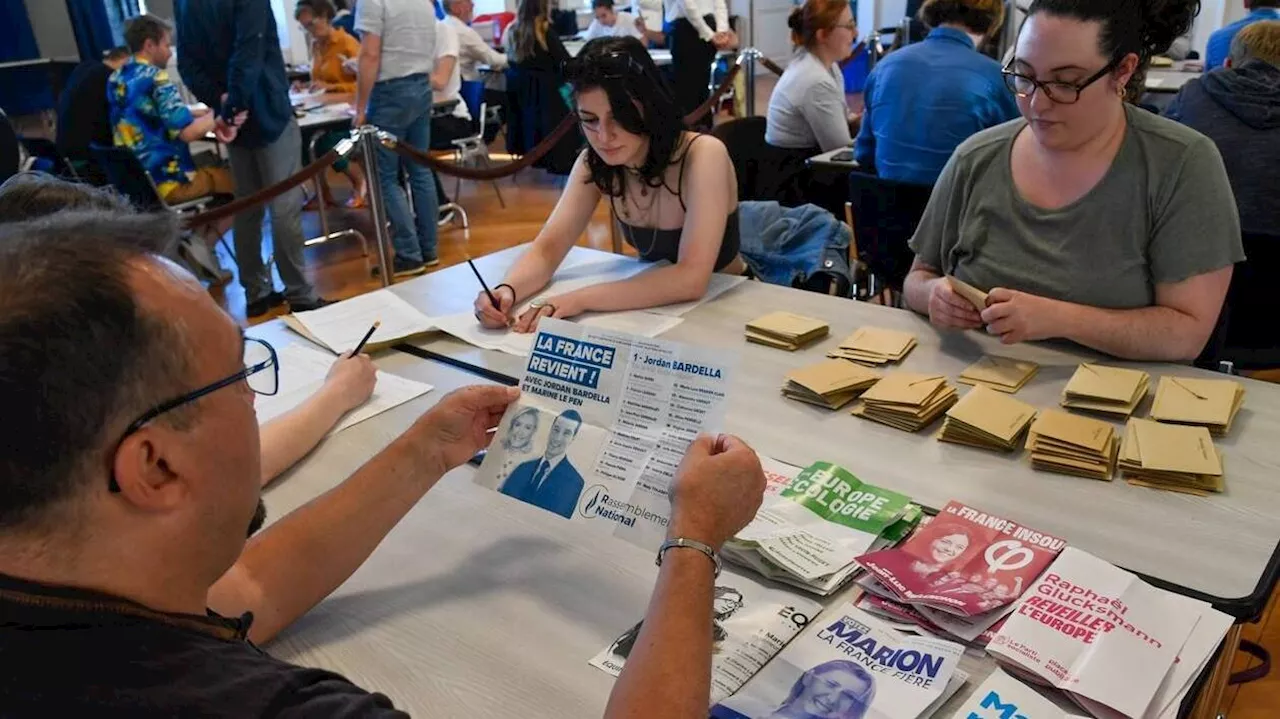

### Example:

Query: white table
xmin=807 ymin=145 xmax=860 ymax=171
xmin=1146 ymin=67 xmax=1201 ymax=93
xmin=390 ymin=245 xmax=1280 ymax=621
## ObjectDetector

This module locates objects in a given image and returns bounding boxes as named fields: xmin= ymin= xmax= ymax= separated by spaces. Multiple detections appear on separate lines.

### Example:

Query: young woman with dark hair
xmin=906 ymin=0 xmax=1245 ymax=363
xmin=473 ymin=36 xmax=742 ymax=333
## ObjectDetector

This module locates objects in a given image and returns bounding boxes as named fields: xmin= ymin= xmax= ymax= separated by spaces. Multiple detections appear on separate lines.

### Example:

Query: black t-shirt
xmin=0 ymin=573 xmax=409 ymax=718
xmin=55 ymin=60 xmax=115 ymax=161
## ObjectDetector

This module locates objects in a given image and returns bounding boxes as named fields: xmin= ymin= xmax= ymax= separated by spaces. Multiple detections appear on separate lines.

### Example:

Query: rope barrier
xmin=183 ymin=148 xmax=342 ymax=229
xmin=388 ymin=62 xmax=744 ymax=181
xmin=177 ymin=50 xmax=751 ymax=226
xmin=760 ymin=56 xmax=785 ymax=77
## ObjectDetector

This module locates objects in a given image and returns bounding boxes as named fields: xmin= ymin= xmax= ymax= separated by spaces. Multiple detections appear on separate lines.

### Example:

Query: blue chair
xmin=448 ymin=79 xmax=505 ymax=207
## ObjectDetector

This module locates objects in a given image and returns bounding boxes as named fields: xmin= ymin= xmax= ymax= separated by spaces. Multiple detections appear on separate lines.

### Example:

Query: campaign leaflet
xmin=711 ymin=605 xmax=965 ymax=719
xmin=986 ymin=547 xmax=1230 ymax=719
xmin=856 ymin=502 xmax=1066 ymax=617
xmin=473 ymin=318 xmax=733 ymax=551
xmin=724 ymin=463 xmax=915 ymax=594
xmin=588 ymin=567 xmax=823 ymax=704
xmin=953 ymin=668 xmax=1090 ymax=719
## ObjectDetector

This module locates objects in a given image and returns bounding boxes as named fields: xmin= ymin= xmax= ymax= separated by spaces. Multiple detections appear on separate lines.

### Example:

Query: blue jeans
xmin=368 ymin=74 xmax=439 ymax=263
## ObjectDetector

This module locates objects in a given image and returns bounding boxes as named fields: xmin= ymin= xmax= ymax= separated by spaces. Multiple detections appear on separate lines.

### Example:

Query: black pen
xmin=350 ymin=321 xmax=380 ymax=357
xmin=467 ymin=258 xmax=499 ymax=309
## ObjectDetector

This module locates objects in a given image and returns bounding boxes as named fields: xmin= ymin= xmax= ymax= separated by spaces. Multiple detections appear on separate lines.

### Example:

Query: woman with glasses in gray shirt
xmin=906 ymin=0 xmax=1245 ymax=362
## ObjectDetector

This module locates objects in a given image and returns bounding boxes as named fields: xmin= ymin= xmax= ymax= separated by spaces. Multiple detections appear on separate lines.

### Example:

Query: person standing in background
xmin=664 ymin=0 xmax=737 ymax=126
xmin=354 ymin=0 xmax=442 ymax=277
xmin=1166 ymin=21 xmax=1280 ymax=235
xmin=175 ymin=0 xmax=327 ymax=318
xmin=855 ymin=0 xmax=1019 ymax=186
xmin=1206 ymin=0 xmax=1280 ymax=69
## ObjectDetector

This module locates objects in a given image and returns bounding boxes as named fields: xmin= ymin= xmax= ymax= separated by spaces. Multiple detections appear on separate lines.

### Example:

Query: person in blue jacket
xmin=500 ymin=409 xmax=586 ymax=518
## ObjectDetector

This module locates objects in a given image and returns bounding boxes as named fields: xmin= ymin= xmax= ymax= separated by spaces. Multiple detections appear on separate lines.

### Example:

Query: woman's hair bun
xmin=1140 ymin=0 xmax=1199 ymax=56
xmin=787 ymin=6 xmax=804 ymax=32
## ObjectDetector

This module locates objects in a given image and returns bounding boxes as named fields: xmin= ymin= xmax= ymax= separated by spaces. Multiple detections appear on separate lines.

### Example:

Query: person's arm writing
xmin=207 ymin=386 xmax=519 ymax=644
xmin=224 ymin=0 xmax=270 ymax=117
xmin=258 ymin=355 xmax=376 ymax=487
xmin=604 ymin=435 xmax=765 ymax=719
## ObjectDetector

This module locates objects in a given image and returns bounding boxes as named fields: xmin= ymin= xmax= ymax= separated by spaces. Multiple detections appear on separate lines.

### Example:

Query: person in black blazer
xmin=500 ymin=409 xmax=585 ymax=518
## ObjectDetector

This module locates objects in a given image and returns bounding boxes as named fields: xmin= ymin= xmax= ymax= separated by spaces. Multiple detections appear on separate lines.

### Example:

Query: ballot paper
xmin=1026 ymin=410 xmax=1120 ymax=481
xmin=783 ymin=359 xmax=881 ymax=410
xmin=987 ymin=547 xmax=1230 ymax=719
xmin=947 ymin=276 xmax=989 ymax=311
xmin=473 ymin=318 xmax=733 ymax=550
xmin=723 ymin=462 xmax=915 ymax=595
xmin=857 ymin=501 xmax=1066 ymax=618
xmin=432 ymin=310 xmax=684 ymax=357
xmin=745 ymin=311 xmax=830 ymax=351
xmin=589 ymin=567 xmax=823 ymax=704
xmin=285 ymin=289 xmax=437 ymax=355
xmin=711 ymin=606 xmax=966 ymax=719
xmin=1061 ymin=364 xmax=1150 ymax=418
xmin=953 ymin=668 xmax=1090 ymax=719
xmin=958 ymin=356 xmax=1040 ymax=394
xmin=1118 ymin=419 xmax=1225 ymax=495
xmin=852 ymin=373 xmax=958 ymax=432
xmin=253 ymin=343 xmax=434 ymax=433
xmin=830 ymin=327 xmax=918 ymax=366
xmin=938 ymin=386 xmax=1038 ymax=453
xmin=1149 ymin=376 xmax=1245 ymax=435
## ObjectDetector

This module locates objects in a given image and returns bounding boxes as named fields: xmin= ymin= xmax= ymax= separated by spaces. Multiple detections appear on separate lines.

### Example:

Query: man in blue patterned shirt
xmin=109 ymin=15 xmax=242 ymax=205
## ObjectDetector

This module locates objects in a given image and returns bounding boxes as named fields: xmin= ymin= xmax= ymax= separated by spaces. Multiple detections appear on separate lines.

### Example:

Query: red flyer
xmin=855 ymin=501 xmax=1066 ymax=617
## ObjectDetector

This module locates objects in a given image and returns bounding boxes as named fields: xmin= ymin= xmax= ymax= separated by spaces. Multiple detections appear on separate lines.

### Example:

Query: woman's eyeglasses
xmin=106 ymin=337 xmax=279 ymax=493
xmin=1001 ymin=56 xmax=1121 ymax=105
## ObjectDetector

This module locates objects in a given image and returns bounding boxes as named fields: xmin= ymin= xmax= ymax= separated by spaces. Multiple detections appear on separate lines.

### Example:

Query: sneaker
xmin=423 ymin=254 xmax=440 ymax=268
xmin=393 ymin=257 xmax=428 ymax=278
xmin=289 ymin=297 xmax=333 ymax=313
xmin=246 ymin=292 xmax=287 ymax=318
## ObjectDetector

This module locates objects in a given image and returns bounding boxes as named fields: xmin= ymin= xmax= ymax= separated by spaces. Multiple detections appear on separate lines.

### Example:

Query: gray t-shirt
xmin=356 ymin=0 xmax=437 ymax=83
xmin=765 ymin=51 xmax=851 ymax=151
xmin=910 ymin=105 xmax=1244 ymax=310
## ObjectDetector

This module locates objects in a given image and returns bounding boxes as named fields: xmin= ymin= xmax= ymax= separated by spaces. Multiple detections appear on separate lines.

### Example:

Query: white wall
xmin=24 ymin=0 xmax=80 ymax=60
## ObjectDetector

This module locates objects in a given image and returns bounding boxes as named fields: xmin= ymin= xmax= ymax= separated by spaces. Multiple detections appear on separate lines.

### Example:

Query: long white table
xmin=391 ymin=245 xmax=1280 ymax=620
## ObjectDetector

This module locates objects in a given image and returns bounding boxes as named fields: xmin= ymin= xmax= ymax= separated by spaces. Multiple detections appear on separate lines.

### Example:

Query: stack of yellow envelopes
xmin=745 ymin=312 xmax=830 ymax=351
xmin=828 ymin=327 xmax=917 ymax=366
xmin=783 ymin=360 xmax=882 ymax=410
xmin=1149 ymin=376 xmax=1245 ymax=436
xmin=1061 ymin=363 xmax=1150 ymax=418
xmin=958 ymin=356 xmax=1040 ymax=394
xmin=938 ymin=386 xmax=1038 ymax=452
xmin=852 ymin=373 xmax=957 ymax=432
xmin=1026 ymin=409 xmax=1119 ymax=480
xmin=1118 ymin=418 xmax=1225 ymax=495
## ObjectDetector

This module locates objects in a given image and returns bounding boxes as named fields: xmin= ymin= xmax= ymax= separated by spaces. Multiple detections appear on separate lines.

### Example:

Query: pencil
xmin=467 ymin=258 xmax=499 ymax=309
xmin=350 ymin=321 xmax=380 ymax=357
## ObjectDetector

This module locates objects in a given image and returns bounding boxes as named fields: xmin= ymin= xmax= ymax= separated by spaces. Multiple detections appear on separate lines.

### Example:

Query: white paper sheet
xmin=433 ymin=310 xmax=684 ymax=357
xmin=289 ymin=289 xmax=437 ymax=354
xmin=254 ymin=344 xmax=433 ymax=433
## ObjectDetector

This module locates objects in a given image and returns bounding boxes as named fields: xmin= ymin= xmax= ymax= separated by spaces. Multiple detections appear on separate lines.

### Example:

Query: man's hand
xmin=512 ymin=293 xmax=586 ymax=333
xmin=474 ymin=285 xmax=516 ymax=328
xmin=414 ymin=385 xmax=522 ymax=476
xmin=667 ymin=434 xmax=766 ymax=550
xmin=712 ymin=31 xmax=738 ymax=50
xmin=324 ymin=354 xmax=378 ymax=412
xmin=981 ymin=288 xmax=1062 ymax=345
xmin=926 ymin=277 xmax=984 ymax=330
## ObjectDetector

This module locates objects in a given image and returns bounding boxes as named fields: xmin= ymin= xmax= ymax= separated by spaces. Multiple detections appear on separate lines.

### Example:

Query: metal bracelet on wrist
xmin=656 ymin=537 xmax=722 ymax=576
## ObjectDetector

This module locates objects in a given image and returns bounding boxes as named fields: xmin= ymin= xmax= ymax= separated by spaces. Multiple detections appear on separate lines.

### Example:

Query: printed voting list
xmin=745 ymin=311 xmax=829 ymax=351
xmin=783 ymin=359 xmax=881 ymax=410
xmin=958 ymin=355 xmax=1040 ymax=394
xmin=1026 ymin=410 xmax=1119 ymax=481
xmin=852 ymin=373 xmax=958 ymax=432
xmin=1118 ymin=419 xmax=1225 ymax=495
xmin=473 ymin=318 xmax=733 ymax=551
xmin=1149 ymin=376 xmax=1245 ymax=436
xmin=938 ymin=385 xmax=1037 ymax=453
xmin=829 ymin=327 xmax=918 ymax=366
xmin=1061 ymin=364 xmax=1149 ymax=418
xmin=954 ymin=669 xmax=1089 ymax=719
xmin=285 ymin=289 xmax=438 ymax=355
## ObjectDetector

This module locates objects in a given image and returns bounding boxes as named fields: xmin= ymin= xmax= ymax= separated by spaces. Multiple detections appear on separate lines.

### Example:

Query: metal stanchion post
xmin=358 ymin=126 xmax=394 ymax=287
xmin=739 ymin=48 xmax=761 ymax=117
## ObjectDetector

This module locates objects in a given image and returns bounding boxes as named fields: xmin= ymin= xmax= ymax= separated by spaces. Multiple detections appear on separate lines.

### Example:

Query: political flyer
xmin=474 ymin=318 xmax=734 ymax=551
xmin=856 ymin=502 xmax=1066 ymax=617
xmin=589 ymin=567 xmax=823 ymax=704
xmin=711 ymin=605 xmax=966 ymax=719
xmin=986 ymin=547 xmax=1230 ymax=719
xmin=724 ymin=463 xmax=916 ymax=596
xmin=952 ymin=668 xmax=1089 ymax=719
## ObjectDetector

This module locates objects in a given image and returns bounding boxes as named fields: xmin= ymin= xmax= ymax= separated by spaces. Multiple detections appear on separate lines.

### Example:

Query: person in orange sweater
xmin=297 ymin=0 xmax=367 ymax=208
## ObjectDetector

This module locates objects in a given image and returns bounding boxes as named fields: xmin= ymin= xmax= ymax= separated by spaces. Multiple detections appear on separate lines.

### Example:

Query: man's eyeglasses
xmin=107 ymin=337 xmax=279 ymax=493
xmin=1001 ymin=56 xmax=1121 ymax=105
